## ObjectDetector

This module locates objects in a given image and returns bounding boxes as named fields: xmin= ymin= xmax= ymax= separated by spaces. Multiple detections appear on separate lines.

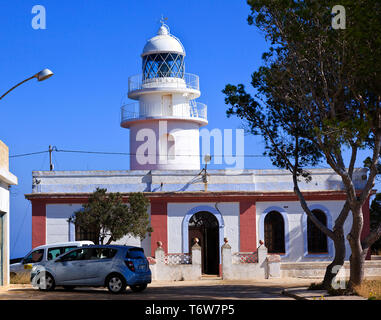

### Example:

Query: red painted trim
xmin=150 ymin=200 xmax=168 ymax=257
xmin=31 ymin=200 xmax=46 ymax=248
xmin=361 ymin=196 xmax=371 ymax=260
xmin=239 ymin=201 xmax=256 ymax=252
xmin=26 ymin=190 xmax=356 ymax=202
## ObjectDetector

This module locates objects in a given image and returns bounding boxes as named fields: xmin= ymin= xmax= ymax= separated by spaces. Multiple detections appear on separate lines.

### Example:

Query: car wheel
xmin=106 ymin=274 xmax=126 ymax=294
xmin=130 ymin=284 xmax=147 ymax=292
xmin=38 ymin=273 xmax=55 ymax=291
xmin=63 ymin=286 xmax=76 ymax=291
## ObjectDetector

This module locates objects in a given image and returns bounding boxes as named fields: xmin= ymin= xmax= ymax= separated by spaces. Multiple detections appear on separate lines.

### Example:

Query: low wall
xmin=221 ymin=240 xmax=280 ymax=280
xmin=149 ymin=243 xmax=202 ymax=281
xmin=281 ymin=261 xmax=381 ymax=279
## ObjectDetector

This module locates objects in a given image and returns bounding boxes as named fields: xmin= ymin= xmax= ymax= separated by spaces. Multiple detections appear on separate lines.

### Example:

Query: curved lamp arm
xmin=0 ymin=68 xmax=54 ymax=101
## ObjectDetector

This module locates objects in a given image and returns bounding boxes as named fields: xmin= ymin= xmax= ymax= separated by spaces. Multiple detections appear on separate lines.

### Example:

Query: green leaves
xmin=224 ymin=0 xmax=381 ymax=182
xmin=73 ymin=188 xmax=152 ymax=245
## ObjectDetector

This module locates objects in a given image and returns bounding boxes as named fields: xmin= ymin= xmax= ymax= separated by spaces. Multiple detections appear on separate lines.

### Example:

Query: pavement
xmin=0 ymin=277 xmax=316 ymax=300
xmin=282 ymin=287 xmax=366 ymax=300
xmin=0 ymin=277 xmax=367 ymax=300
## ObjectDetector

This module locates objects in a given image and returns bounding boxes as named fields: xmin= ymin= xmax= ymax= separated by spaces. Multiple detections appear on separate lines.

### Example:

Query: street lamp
xmin=0 ymin=68 xmax=54 ymax=100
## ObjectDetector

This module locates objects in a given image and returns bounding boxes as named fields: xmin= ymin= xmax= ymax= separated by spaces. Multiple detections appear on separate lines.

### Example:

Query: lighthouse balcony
xmin=120 ymin=101 xmax=207 ymax=127
xmin=128 ymin=73 xmax=200 ymax=99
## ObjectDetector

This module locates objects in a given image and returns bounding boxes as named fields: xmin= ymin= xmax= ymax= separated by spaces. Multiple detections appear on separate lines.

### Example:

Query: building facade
xmin=26 ymin=168 xmax=371 ymax=275
xmin=0 ymin=140 xmax=17 ymax=286
xmin=25 ymin=24 xmax=371 ymax=276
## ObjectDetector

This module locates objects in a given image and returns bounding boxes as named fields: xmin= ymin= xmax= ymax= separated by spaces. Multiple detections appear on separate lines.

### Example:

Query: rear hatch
xmin=125 ymin=248 xmax=149 ymax=273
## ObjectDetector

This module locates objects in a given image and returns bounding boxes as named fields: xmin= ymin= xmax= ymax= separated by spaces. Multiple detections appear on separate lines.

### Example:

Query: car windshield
xmin=126 ymin=248 xmax=145 ymax=259
xmin=23 ymin=249 xmax=44 ymax=263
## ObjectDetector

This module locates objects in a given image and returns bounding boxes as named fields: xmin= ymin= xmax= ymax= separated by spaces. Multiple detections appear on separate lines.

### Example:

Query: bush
xmin=354 ymin=280 xmax=381 ymax=300
xmin=308 ymin=282 xmax=325 ymax=290
xmin=10 ymin=272 xmax=30 ymax=284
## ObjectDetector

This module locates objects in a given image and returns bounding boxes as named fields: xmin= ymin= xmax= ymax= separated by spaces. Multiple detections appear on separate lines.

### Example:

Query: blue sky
xmin=0 ymin=1 xmax=376 ymax=258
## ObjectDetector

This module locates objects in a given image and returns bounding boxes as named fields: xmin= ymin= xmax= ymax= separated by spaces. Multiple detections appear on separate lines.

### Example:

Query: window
xmin=47 ymin=248 xmax=61 ymax=261
xmin=307 ymin=210 xmax=328 ymax=254
xmin=60 ymin=248 xmax=88 ymax=262
xmin=142 ymin=53 xmax=185 ymax=80
xmin=23 ymin=249 xmax=44 ymax=264
xmin=159 ymin=133 xmax=175 ymax=162
xmin=92 ymin=248 xmax=117 ymax=260
xmin=47 ymin=246 xmax=77 ymax=260
xmin=126 ymin=248 xmax=145 ymax=259
xmin=264 ymin=211 xmax=285 ymax=254
xmin=63 ymin=246 xmax=77 ymax=254
xmin=75 ymin=224 xmax=99 ymax=244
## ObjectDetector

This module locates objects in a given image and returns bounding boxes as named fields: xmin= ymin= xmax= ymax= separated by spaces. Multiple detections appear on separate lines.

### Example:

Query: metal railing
xmin=232 ymin=252 xmax=258 ymax=264
xmin=164 ymin=253 xmax=192 ymax=265
xmin=120 ymin=101 xmax=207 ymax=122
xmin=128 ymin=73 xmax=200 ymax=93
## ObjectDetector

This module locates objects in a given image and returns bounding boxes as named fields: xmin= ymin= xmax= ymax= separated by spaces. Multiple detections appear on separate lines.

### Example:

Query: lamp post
xmin=0 ymin=68 xmax=54 ymax=101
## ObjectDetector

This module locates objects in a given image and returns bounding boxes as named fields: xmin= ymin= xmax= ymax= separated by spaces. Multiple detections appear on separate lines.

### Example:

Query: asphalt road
xmin=0 ymin=278 xmax=317 ymax=300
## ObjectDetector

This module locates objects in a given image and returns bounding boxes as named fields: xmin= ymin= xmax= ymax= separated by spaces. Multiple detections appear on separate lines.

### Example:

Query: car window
xmin=63 ymin=246 xmax=77 ymax=253
xmin=47 ymin=246 xmax=79 ymax=261
xmin=47 ymin=248 xmax=62 ymax=260
xmin=126 ymin=248 xmax=145 ymax=259
xmin=91 ymin=248 xmax=117 ymax=260
xmin=24 ymin=249 xmax=44 ymax=264
xmin=60 ymin=248 xmax=87 ymax=261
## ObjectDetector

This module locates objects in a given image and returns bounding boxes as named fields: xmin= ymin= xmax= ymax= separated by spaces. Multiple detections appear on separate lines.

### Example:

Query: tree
xmin=223 ymin=0 xmax=381 ymax=289
xmin=370 ymin=193 xmax=381 ymax=255
xmin=71 ymin=188 xmax=152 ymax=245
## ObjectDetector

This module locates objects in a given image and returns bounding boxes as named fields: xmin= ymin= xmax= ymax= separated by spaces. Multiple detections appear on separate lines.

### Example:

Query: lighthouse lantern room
xmin=121 ymin=23 xmax=208 ymax=171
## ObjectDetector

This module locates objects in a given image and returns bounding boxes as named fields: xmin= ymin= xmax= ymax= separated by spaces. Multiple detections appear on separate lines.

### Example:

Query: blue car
xmin=30 ymin=245 xmax=151 ymax=294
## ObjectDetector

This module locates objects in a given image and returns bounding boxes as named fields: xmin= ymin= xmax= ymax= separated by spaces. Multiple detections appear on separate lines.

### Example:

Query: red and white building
xmin=25 ymin=24 xmax=371 ymax=276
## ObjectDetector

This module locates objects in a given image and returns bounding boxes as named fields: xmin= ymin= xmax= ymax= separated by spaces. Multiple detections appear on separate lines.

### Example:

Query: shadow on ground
xmin=0 ymin=283 xmax=295 ymax=300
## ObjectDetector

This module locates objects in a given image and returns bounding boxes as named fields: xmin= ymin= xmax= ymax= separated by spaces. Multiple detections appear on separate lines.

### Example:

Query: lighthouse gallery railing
xmin=120 ymin=101 xmax=207 ymax=122
xmin=128 ymin=73 xmax=200 ymax=93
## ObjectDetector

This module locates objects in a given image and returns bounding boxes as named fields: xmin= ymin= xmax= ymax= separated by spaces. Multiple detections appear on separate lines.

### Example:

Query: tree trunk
xmin=322 ymin=229 xmax=346 ymax=289
xmin=347 ymin=206 xmax=365 ymax=290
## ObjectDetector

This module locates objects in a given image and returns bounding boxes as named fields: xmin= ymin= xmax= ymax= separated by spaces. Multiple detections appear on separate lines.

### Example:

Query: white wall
xmin=0 ymin=183 xmax=10 ymax=286
xmin=129 ymin=120 xmax=201 ymax=170
xmin=256 ymin=200 xmax=351 ymax=262
xmin=46 ymin=204 xmax=82 ymax=243
xmin=167 ymin=202 xmax=240 ymax=253
xmin=45 ymin=203 xmax=151 ymax=255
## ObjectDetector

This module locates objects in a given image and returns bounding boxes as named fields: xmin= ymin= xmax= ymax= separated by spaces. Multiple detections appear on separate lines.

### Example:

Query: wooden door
xmin=188 ymin=211 xmax=219 ymax=275
xmin=162 ymin=94 xmax=172 ymax=116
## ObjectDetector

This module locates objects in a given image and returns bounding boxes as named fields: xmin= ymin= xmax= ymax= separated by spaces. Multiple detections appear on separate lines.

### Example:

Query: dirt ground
xmin=0 ymin=277 xmax=319 ymax=300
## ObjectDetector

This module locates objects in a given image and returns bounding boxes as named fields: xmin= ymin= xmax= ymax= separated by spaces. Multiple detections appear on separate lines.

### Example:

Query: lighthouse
xmin=121 ymin=23 xmax=208 ymax=170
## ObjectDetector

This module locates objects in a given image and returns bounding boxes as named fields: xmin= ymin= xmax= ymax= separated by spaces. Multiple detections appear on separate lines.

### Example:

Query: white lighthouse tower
xmin=121 ymin=22 xmax=208 ymax=170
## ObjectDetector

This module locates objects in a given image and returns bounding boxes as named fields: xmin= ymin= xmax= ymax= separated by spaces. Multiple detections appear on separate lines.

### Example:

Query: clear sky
xmin=0 ymin=1 xmax=376 ymax=259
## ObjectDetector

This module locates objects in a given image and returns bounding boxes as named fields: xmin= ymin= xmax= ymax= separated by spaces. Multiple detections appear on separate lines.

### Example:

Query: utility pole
xmin=49 ymin=145 xmax=54 ymax=171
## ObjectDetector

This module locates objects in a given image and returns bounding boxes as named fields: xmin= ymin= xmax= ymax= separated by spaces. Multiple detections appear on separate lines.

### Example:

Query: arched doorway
xmin=264 ymin=211 xmax=285 ymax=254
xmin=188 ymin=211 xmax=219 ymax=275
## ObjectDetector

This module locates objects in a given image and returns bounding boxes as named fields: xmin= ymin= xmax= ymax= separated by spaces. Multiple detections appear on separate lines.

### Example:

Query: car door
xmin=53 ymin=248 xmax=90 ymax=285
xmin=19 ymin=249 xmax=44 ymax=274
xmin=85 ymin=248 xmax=117 ymax=285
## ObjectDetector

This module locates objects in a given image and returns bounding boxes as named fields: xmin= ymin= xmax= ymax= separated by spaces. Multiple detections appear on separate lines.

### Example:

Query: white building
xmin=25 ymin=24 xmax=372 ymax=276
xmin=0 ymin=140 xmax=17 ymax=286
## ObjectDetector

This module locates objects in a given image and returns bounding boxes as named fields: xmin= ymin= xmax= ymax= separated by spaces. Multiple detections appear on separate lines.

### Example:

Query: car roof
xmin=32 ymin=241 xmax=94 ymax=250
xmin=85 ymin=244 xmax=143 ymax=250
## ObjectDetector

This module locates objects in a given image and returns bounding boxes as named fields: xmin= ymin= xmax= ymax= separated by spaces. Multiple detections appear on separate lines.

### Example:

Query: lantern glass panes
xmin=143 ymin=53 xmax=185 ymax=80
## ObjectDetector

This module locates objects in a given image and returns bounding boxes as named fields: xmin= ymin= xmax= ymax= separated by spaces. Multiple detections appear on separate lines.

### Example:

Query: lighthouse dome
xmin=142 ymin=24 xmax=185 ymax=56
